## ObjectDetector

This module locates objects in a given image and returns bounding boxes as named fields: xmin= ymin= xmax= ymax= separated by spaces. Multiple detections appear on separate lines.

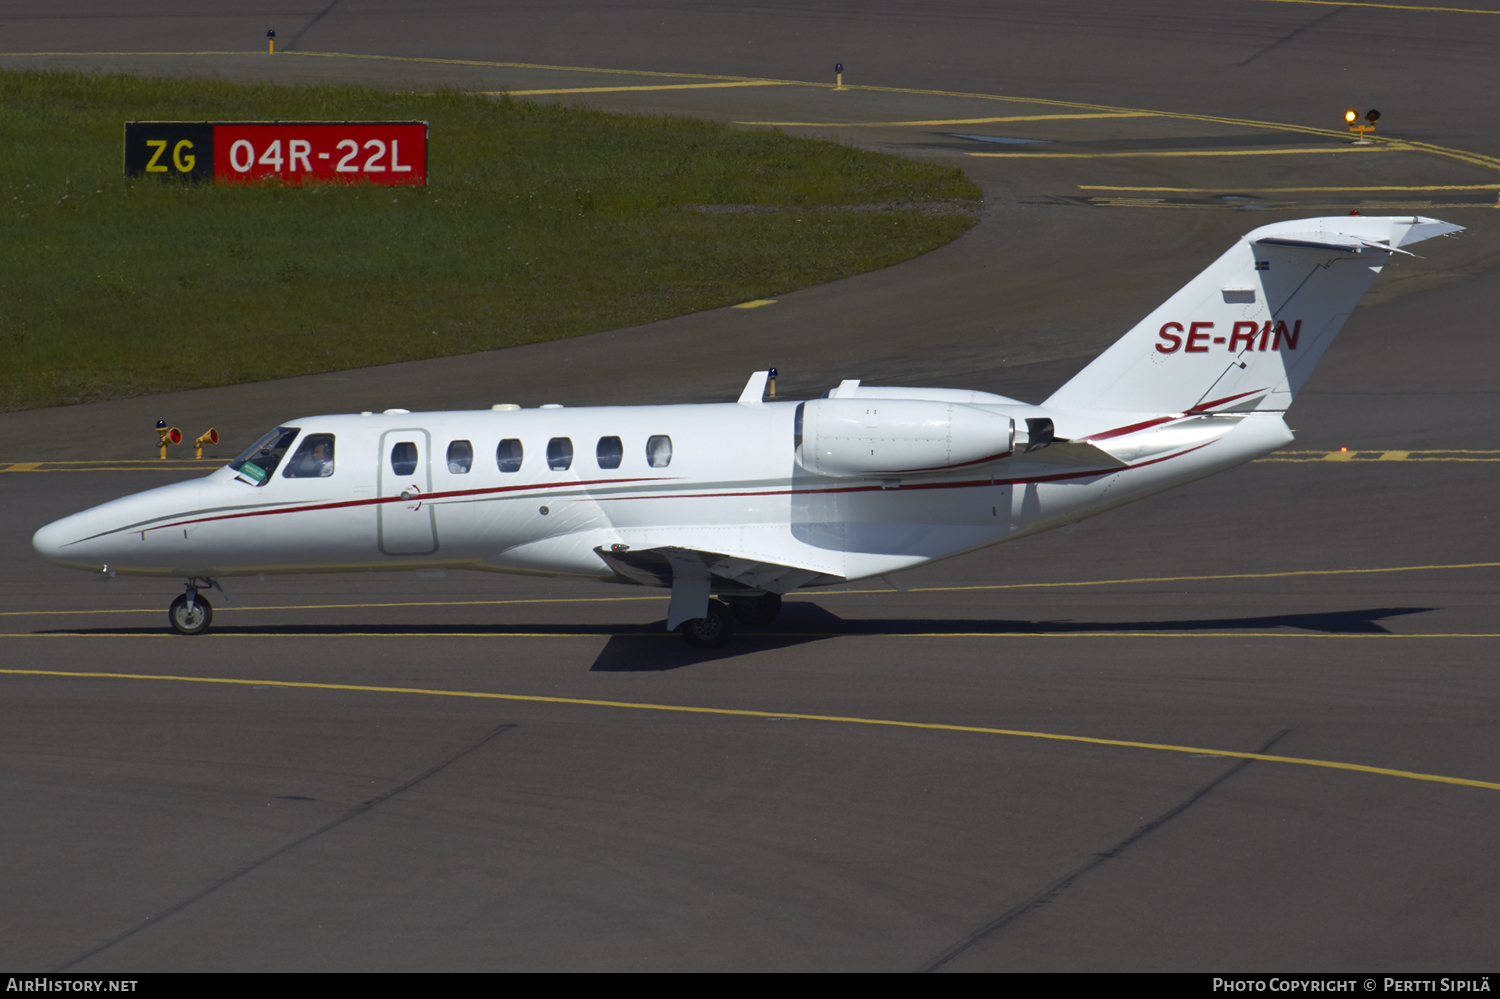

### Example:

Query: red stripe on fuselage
xmin=592 ymin=441 xmax=1213 ymax=502
xmin=132 ymin=439 xmax=1217 ymax=537
xmin=140 ymin=475 xmax=666 ymax=534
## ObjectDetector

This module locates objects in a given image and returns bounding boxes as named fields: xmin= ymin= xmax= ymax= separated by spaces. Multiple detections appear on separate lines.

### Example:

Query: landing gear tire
xmin=678 ymin=600 xmax=734 ymax=649
xmin=169 ymin=593 xmax=213 ymax=635
xmin=728 ymin=593 xmax=782 ymax=628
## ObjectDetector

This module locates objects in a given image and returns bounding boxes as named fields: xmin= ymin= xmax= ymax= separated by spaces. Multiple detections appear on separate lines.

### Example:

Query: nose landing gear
xmin=169 ymin=578 xmax=227 ymax=635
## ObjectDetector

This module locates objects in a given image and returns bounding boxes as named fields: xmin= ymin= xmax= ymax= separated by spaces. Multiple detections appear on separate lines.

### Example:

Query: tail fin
xmin=1044 ymin=216 xmax=1462 ymax=414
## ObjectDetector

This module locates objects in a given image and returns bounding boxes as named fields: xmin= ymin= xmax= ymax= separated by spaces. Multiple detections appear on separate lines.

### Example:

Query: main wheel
xmin=678 ymin=600 xmax=735 ymax=649
xmin=169 ymin=593 xmax=213 ymax=635
xmin=728 ymin=593 xmax=782 ymax=628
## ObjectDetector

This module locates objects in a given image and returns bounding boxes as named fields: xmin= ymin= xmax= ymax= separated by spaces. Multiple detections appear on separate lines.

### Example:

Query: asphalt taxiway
xmin=1 ymin=1 xmax=1498 ymax=972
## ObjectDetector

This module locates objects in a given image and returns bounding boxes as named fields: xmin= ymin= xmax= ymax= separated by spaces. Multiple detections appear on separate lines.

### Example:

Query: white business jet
xmin=33 ymin=215 xmax=1460 ymax=646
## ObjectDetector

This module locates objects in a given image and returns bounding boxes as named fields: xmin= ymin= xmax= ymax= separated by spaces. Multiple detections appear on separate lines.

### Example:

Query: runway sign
xmin=124 ymin=121 xmax=428 ymax=185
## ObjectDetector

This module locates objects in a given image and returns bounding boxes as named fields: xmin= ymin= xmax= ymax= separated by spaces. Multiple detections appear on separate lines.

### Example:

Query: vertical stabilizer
xmin=1044 ymin=216 xmax=1462 ymax=415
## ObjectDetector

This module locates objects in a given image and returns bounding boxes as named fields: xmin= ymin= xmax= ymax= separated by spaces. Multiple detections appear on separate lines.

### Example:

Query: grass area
xmin=0 ymin=70 xmax=981 ymax=411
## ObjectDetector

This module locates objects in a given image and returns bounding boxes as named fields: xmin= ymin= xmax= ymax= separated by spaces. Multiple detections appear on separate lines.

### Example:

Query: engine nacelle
xmin=795 ymin=398 xmax=1015 ymax=477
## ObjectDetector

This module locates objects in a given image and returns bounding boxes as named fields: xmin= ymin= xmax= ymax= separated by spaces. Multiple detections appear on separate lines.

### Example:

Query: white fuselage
xmin=32 ymin=394 xmax=1293 ymax=591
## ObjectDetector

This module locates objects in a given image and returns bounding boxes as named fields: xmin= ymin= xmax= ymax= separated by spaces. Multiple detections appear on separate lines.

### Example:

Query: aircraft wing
xmin=595 ymin=544 xmax=845 ymax=594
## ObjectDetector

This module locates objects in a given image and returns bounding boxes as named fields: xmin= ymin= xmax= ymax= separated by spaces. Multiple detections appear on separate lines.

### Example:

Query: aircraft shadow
xmin=40 ymin=605 xmax=1435 ymax=673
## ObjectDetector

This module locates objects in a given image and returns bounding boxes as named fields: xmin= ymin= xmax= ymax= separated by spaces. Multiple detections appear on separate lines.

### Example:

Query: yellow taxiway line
xmin=2 ymin=631 xmax=1497 ymax=639
xmin=970 ymin=146 xmax=1396 ymax=159
xmin=1251 ymin=0 xmax=1500 ymax=13
xmin=1079 ymin=185 xmax=1500 ymax=193
xmin=2 ymin=560 xmax=1496 ymax=617
xmin=3 ymin=666 xmax=1498 ymax=793
xmin=3 ymin=49 xmax=1496 ymax=173
xmin=494 ymin=81 xmax=790 ymax=96
xmin=736 ymin=112 xmax=1155 ymax=127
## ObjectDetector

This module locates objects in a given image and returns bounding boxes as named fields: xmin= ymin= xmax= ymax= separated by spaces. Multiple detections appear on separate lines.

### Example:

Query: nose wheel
xmin=169 ymin=589 xmax=214 ymax=635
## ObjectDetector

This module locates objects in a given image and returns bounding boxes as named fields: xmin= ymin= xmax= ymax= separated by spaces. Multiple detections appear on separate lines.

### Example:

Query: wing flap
xmin=595 ymin=544 xmax=844 ymax=594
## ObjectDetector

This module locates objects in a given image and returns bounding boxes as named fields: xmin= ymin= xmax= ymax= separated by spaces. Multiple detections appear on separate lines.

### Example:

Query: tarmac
xmin=1 ymin=0 xmax=1498 ymax=972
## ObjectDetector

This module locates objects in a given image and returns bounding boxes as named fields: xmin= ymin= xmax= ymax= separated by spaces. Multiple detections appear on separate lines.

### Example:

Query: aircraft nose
xmin=32 ymin=510 xmax=96 ymax=568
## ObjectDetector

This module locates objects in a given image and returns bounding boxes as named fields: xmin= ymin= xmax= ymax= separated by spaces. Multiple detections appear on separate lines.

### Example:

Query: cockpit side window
xmin=229 ymin=426 xmax=300 ymax=485
xmin=447 ymin=440 xmax=473 ymax=474
xmin=283 ymin=433 xmax=336 ymax=478
xmin=646 ymin=435 xmax=672 ymax=468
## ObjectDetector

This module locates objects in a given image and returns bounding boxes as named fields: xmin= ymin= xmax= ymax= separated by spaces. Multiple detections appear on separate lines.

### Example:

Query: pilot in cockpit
xmin=284 ymin=434 xmax=336 ymax=478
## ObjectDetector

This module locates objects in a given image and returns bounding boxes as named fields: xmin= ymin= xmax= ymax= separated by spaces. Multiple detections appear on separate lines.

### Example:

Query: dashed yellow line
xmin=736 ymin=112 xmax=1154 ymax=127
xmin=3 ymin=667 xmax=1498 ymax=793
xmin=731 ymin=299 xmax=778 ymax=309
xmin=1256 ymin=449 xmax=1500 ymax=462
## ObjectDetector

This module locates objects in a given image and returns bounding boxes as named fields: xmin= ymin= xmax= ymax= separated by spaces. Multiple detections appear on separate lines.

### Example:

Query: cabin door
xmin=378 ymin=429 xmax=439 ymax=556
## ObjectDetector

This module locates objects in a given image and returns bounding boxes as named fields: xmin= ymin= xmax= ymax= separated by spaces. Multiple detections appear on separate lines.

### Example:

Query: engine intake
xmin=795 ymin=399 xmax=1015 ymax=477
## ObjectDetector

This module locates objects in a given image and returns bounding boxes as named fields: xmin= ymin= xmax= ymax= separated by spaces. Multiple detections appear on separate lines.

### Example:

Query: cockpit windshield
xmin=228 ymin=427 xmax=300 ymax=485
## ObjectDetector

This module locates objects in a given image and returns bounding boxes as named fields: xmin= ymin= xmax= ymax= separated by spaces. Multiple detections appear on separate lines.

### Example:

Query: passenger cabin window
xmin=647 ymin=435 xmax=673 ymax=468
xmin=447 ymin=440 xmax=473 ymax=474
xmin=283 ymin=433 xmax=336 ymax=478
xmin=496 ymin=438 xmax=523 ymax=473
xmin=390 ymin=441 xmax=419 ymax=476
xmin=547 ymin=437 xmax=574 ymax=471
xmin=229 ymin=426 xmax=299 ymax=485
xmin=596 ymin=436 xmax=623 ymax=470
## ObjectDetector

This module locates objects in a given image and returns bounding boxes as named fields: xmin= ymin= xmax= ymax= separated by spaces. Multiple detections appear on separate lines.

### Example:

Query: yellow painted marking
xmin=731 ymin=299 xmax=778 ymax=309
xmin=3 ymin=632 xmax=1498 ymax=640
xmin=970 ymin=146 xmax=1394 ymax=159
xmin=495 ymin=81 xmax=789 ymax=96
xmin=1257 ymin=449 xmax=1500 ymax=462
xmin=3 ymin=462 xmax=40 ymax=472
xmin=898 ymin=561 xmax=1500 ymax=596
xmin=4 ymin=560 xmax=1498 ymax=618
xmin=6 ymin=50 xmax=1496 ymax=173
xmin=1079 ymin=185 xmax=1500 ymax=193
xmin=0 ymin=595 xmax=670 ymax=617
xmin=1251 ymin=0 xmax=1500 ymax=14
xmin=3 ymin=667 xmax=1499 ymax=793
xmin=736 ymin=112 xmax=1154 ymax=127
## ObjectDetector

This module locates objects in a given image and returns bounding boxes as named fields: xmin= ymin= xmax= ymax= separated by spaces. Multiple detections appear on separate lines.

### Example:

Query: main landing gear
xmin=726 ymin=593 xmax=782 ymax=629
xmin=677 ymin=593 xmax=783 ymax=648
xmin=169 ymin=578 xmax=225 ymax=635
xmin=678 ymin=600 xmax=734 ymax=649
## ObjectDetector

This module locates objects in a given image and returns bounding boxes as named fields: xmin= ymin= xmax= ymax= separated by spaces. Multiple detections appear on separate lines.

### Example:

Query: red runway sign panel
xmin=124 ymin=121 xmax=428 ymax=186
